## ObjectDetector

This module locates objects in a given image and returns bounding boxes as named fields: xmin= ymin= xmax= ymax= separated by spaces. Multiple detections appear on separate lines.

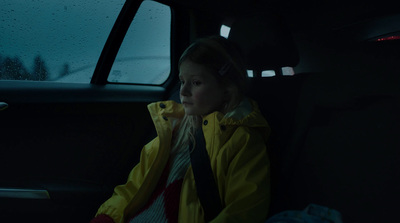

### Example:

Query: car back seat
xmin=229 ymin=12 xmax=400 ymax=222
xmin=228 ymin=12 xmax=309 ymax=217
xmin=279 ymin=66 xmax=400 ymax=222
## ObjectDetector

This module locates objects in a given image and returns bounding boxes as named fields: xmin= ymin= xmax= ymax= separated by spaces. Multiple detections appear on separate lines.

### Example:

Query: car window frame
xmin=91 ymin=0 xmax=175 ymax=88
xmin=90 ymin=0 xmax=142 ymax=85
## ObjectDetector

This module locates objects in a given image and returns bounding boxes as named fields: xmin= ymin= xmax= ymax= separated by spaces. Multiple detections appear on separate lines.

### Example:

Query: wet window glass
xmin=108 ymin=0 xmax=171 ymax=85
xmin=0 ymin=0 xmax=124 ymax=82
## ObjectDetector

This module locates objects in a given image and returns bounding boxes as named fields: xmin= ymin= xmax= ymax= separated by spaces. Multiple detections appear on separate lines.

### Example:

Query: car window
xmin=107 ymin=0 xmax=171 ymax=85
xmin=0 ymin=0 xmax=125 ymax=83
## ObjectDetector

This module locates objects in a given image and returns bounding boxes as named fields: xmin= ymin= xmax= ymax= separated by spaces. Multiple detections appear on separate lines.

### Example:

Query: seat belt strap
xmin=189 ymin=128 xmax=223 ymax=222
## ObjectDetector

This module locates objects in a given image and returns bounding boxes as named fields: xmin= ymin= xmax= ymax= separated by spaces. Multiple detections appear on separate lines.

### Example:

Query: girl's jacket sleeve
xmin=93 ymin=137 xmax=159 ymax=223
xmin=211 ymin=126 xmax=271 ymax=223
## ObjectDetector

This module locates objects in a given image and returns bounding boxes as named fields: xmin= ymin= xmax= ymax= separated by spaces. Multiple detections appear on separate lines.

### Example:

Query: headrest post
xmin=274 ymin=68 xmax=283 ymax=76
xmin=254 ymin=70 xmax=262 ymax=78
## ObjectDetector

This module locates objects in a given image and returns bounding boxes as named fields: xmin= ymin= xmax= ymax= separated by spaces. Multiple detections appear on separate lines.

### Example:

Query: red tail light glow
xmin=375 ymin=36 xmax=400 ymax=41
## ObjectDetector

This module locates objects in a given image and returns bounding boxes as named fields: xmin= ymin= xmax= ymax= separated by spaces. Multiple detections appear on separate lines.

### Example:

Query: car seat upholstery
xmin=228 ymin=11 xmax=400 ymax=223
xmin=282 ymin=69 xmax=400 ymax=223
xmin=228 ymin=12 xmax=310 ymax=218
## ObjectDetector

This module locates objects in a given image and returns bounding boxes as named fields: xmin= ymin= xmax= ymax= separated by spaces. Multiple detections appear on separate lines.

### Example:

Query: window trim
xmin=106 ymin=1 xmax=172 ymax=86
xmin=91 ymin=0 xmax=142 ymax=85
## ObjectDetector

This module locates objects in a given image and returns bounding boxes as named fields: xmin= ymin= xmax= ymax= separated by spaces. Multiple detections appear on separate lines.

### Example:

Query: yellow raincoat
xmin=95 ymin=98 xmax=271 ymax=223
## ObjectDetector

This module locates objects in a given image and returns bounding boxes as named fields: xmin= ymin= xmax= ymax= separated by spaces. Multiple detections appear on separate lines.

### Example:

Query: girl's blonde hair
xmin=172 ymin=36 xmax=249 ymax=154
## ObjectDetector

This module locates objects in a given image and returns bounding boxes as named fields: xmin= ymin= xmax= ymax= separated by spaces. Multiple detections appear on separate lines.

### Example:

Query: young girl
xmin=91 ymin=36 xmax=271 ymax=223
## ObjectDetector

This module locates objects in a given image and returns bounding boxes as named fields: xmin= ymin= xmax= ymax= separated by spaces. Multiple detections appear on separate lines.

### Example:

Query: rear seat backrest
xmin=228 ymin=13 xmax=303 ymax=154
xmin=228 ymin=12 xmax=312 ymax=217
xmin=230 ymin=11 xmax=400 ymax=222
xmin=281 ymin=69 xmax=400 ymax=222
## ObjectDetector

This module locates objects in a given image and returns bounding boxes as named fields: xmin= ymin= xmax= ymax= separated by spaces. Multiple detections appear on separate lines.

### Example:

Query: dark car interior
xmin=1 ymin=0 xmax=399 ymax=222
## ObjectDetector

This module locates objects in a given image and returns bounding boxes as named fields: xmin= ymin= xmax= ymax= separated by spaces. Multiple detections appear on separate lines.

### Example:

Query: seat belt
xmin=189 ymin=128 xmax=223 ymax=222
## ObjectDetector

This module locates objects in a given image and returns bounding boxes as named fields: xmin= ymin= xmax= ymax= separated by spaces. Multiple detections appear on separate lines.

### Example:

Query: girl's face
xmin=179 ymin=60 xmax=227 ymax=116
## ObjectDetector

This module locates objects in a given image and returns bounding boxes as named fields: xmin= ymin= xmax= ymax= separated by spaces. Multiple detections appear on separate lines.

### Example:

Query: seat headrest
xmin=228 ymin=13 xmax=299 ymax=71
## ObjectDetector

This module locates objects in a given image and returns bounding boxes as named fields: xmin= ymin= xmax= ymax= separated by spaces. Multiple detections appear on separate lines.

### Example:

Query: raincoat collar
xmin=149 ymin=98 xmax=269 ymax=129
xmin=218 ymin=98 xmax=269 ymax=128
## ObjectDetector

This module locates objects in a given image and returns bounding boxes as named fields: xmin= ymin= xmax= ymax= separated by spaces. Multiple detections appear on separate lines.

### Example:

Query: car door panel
xmin=0 ymin=81 xmax=163 ymax=222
